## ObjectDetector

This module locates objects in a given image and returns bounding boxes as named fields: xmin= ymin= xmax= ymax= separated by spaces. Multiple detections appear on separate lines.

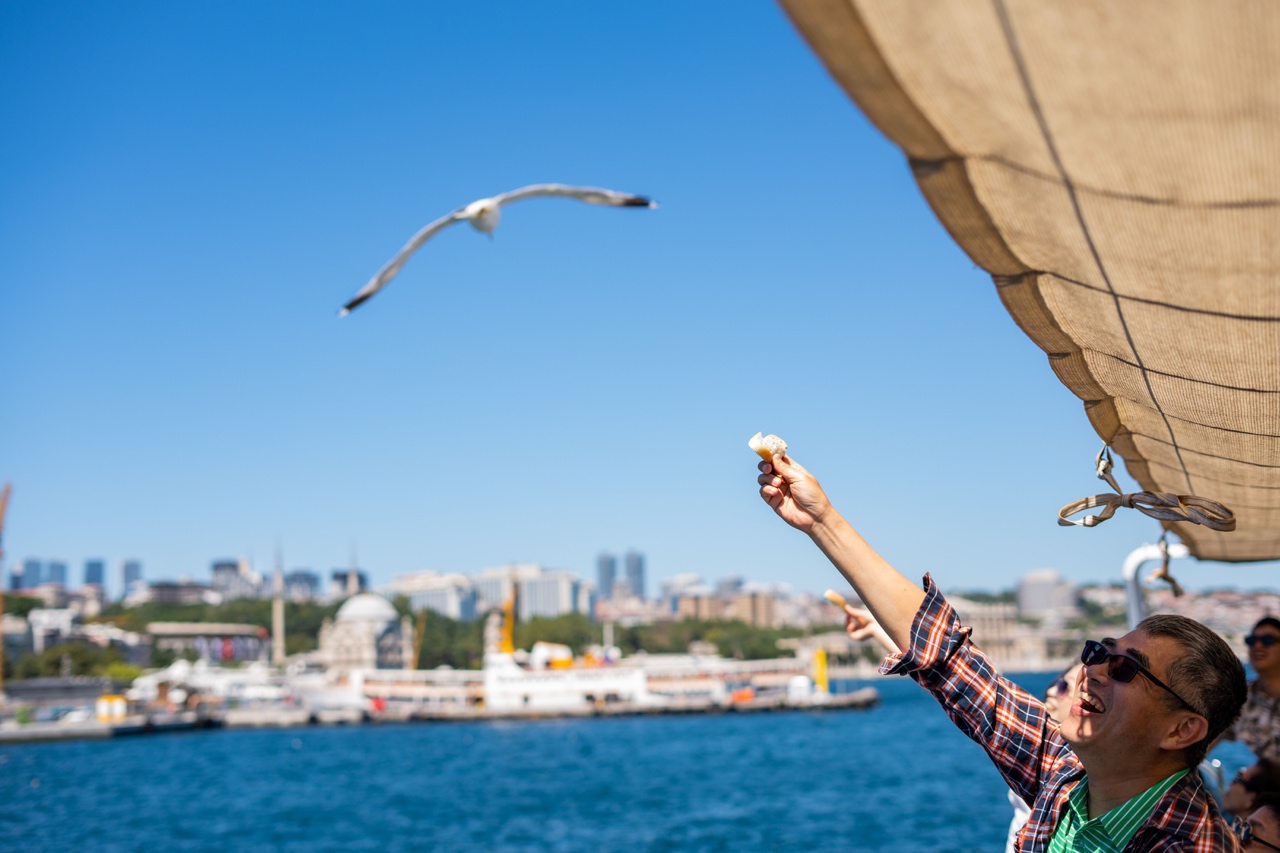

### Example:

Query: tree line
xmin=4 ymin=596 xmax=844 ymax=679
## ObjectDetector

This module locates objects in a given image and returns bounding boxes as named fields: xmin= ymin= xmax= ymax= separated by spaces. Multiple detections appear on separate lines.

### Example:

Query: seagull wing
xmin=339 ymin=208 xmax=466 ymax=316
xmin=490 ymin=183 xmax=657 ymax=209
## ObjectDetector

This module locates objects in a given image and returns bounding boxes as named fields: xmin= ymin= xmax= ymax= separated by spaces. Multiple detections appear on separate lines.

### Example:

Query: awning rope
xmin=1057 ymin=446 xmax=1236 ymax=532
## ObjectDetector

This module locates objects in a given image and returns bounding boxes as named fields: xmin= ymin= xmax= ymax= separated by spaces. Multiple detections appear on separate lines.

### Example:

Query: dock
xmin=0 ymin=711 xmax=223 ymax=744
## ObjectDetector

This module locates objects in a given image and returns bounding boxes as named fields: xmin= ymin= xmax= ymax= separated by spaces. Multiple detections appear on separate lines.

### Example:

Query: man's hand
xmin=755 ymin=448 xmax=924 ymax=653
xmin=757 ymin=453 xmax=833 ymax=534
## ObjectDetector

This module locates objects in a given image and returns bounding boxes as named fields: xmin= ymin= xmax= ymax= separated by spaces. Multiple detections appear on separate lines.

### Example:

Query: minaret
xmin=346 ymin=544 xmax=359 ymax=596
xmin=271 ymin=546 xmax=286 ymax=666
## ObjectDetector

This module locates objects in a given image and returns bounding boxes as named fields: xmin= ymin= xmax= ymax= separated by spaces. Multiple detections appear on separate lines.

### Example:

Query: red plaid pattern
xmin=880 ymin=575 xmax=1241 ymax=852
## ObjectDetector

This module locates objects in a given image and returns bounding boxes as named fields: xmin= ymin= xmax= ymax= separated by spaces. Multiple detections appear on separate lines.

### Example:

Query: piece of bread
xmin=748 ymin=432 xmax=788 ymax=462
xmin=823 ymin=589 xmax=849 ymax=609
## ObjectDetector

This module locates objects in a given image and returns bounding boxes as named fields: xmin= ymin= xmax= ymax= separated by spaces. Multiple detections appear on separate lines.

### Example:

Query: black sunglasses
xmin=1234 ymin=770 xmax=1260 ymax=793
xmin=1045 ymin=677 xmax=1071 ymax=699
xmin=1235 ymin=817 xmax=1280 ymax=852
xmin=1080 ymin=640 xmax=1203 ymax=717
xmin=1247 ymin=635 xmax=1280 ymax=648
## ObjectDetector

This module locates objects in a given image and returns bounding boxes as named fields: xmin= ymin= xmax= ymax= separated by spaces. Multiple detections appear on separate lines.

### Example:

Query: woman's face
xmin=1226 ymin=766 xmax=1263 ymax=819
xmin=1248 ymin=624 xmax=1280 ymax=676
xmin=1043 ymin=663 xmax=1083 ymax=725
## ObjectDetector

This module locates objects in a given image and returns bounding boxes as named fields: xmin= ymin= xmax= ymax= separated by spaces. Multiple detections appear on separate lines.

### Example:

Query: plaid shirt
xmin=1233 ymin=679 xmax=1280 ymax=762
xmin=881 ymin=575 xmax=1241 ymax=853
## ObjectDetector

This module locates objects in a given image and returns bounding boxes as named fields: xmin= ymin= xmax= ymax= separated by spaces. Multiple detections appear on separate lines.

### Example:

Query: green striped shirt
xmin=1047 ymin=770 xmax=1189 ymax=853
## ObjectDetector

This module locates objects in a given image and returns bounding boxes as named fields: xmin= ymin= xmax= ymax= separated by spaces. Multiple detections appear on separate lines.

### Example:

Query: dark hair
xmin=1137 ymin=614 xmax=1247 ymax=767
xmin=1255 ymin=617 xmax=1280 ymax=635
xmin=1254 ymin=791 xmax=1280 ymax=816
xmin=1250 ymin=761 xmax=1280 ymax=797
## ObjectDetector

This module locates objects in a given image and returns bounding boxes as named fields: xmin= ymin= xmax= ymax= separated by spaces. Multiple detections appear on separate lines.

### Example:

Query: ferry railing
xmin=1123 ymin=541 xmax=1189 ymax=630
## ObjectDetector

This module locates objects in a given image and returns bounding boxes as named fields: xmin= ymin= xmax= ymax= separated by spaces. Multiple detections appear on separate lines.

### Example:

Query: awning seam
xmin=993 ymin=0 xmax=1196 ymax=493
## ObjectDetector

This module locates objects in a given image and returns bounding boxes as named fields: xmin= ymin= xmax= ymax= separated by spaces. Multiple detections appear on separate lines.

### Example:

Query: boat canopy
xmin=779 ymin=0 xmax=1280 ymax=562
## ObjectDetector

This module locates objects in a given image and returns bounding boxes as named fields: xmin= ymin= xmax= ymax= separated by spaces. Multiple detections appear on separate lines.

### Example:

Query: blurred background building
xmin=596 ymin=552 xmax=617 ymax=601
xmin=121 ymin=560 xmax=143 ymax=600
xmin=387 ymin=564 xmax=595 ymax=623
xmin=1016 ymin=569 xmax=1081 ymax=629
xmin=624 ymin=550 xmax=646 ymax=600
xmin=83 ymin=558 xmax=105 ymax=588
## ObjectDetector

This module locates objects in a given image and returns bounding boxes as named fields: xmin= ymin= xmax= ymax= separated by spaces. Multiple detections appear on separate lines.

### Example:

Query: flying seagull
xmin=339 ymin=183 xmax=657 ymax=316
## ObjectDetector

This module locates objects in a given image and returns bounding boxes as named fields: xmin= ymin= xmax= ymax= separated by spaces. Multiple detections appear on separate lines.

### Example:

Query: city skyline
xmin=10 ymin=545 xmax=1280 ymax=604
xmin=4 ymin=3 xmax=1280 ymax=599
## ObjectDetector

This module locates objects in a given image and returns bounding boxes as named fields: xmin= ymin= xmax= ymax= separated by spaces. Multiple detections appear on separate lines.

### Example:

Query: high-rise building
xmin=624 ymin=550 xmax=646 ymax=600
xmin=45 ymin=560 xmax=68 ymax=586
xmin=472 ymin=575 xmax=513 ymax=613
xmin=409 ymin=584 xmax=477 ymax=621
xmin=1016 ymin=569 xmax=1080 ymax=626
xmin=211 ymin=558 xmax=264 ymax=600
xmin=122 ymin=560 xmax=143 ymax=599
xmin=21 ymin=558 xmax=41 ymax=589
xmin=472 ymin=564 xmax=542 ymax=613
xmin=467 ymin=564 xmax=590 ymax=619
xmin=283 ymin=570 xmax=320 ymax=602
xmin=660 ymin=573 xmax=706 ymax=611
xmin=518 ymin=571 xmax=583 ymax=621
xmin=84 ymin=559 xmax=106 ymax=588
xmin=329 ymin=568 xmax=367 ymax=599
xmin=596 ymin=552 xmax=617 ymax=600
xmin=716 ymin=576 xmax=744 ymax=599
xmin=390 ymin=571 xmax=478 ymax=621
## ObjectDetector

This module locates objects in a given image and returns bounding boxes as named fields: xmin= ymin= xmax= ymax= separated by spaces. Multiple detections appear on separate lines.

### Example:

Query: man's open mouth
xmin=1077 ymin=690 xmax=1106 ymax=714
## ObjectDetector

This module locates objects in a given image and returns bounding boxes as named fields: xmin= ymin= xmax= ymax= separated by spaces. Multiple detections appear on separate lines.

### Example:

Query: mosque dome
xmin=334 ymin=593 xmax=399 ymax=626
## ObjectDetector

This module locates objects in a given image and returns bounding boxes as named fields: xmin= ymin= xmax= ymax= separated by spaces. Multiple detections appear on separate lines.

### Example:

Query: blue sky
xmin=3 ymin=1 xmax=1277 ymax=599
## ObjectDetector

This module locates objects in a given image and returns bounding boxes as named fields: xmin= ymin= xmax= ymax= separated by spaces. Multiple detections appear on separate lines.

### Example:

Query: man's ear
xmin=1160 ymin=713 xmax=1209 ymax=753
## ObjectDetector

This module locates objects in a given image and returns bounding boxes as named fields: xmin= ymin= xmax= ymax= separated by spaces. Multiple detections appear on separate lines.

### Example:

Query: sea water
xmin=0 ymin=674 xmax=1254 ymax=852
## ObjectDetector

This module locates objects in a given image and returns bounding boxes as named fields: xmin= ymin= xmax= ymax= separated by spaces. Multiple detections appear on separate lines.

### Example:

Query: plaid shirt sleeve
xmin=880 ymin=573 xmax=1073 ymax=810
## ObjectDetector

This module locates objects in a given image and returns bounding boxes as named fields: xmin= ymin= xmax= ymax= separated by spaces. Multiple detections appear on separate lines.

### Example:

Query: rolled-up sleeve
xmin=880 ymin=573 xmax=970 ymax=676
xmin=878 ymin=574 xmax=1076 ymax=808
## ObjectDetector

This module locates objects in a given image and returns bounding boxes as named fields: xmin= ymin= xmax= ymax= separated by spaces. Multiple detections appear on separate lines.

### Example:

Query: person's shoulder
xmin=1138 ymin=775 xmax=1239 ymax=852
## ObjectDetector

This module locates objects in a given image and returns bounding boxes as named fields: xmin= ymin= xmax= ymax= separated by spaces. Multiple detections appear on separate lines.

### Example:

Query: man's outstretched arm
xmin=757 ymin=453 xmax=924 ymax=652
xmin=759 ymin=451 xmax=1069 ymax=812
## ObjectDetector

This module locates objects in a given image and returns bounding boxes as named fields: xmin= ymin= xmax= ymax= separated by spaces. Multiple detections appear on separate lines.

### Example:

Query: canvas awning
xmin=779 ymin=0 xmax=1280 ymax=561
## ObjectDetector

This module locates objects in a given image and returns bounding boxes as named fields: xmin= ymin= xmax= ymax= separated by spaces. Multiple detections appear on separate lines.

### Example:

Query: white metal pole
xmin=1122 ymin=541 xmax=1190 ymax=629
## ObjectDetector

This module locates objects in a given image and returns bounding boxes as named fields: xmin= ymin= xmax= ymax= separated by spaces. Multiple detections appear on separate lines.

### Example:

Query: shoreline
xmin=0 ymin=686 xmax=881 ymax=745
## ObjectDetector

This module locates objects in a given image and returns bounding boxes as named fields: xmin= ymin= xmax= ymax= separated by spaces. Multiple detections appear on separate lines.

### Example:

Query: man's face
xmin=1224 ymin=765 xmax=1261 ymax=818
xmin=1249 ymin=624 xmax=1280 ymax=676
xmin=1058 ymin=629 xmax=1193 ymax=763
xmin=1246 ymin=805 xmax=1280 ymax=850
